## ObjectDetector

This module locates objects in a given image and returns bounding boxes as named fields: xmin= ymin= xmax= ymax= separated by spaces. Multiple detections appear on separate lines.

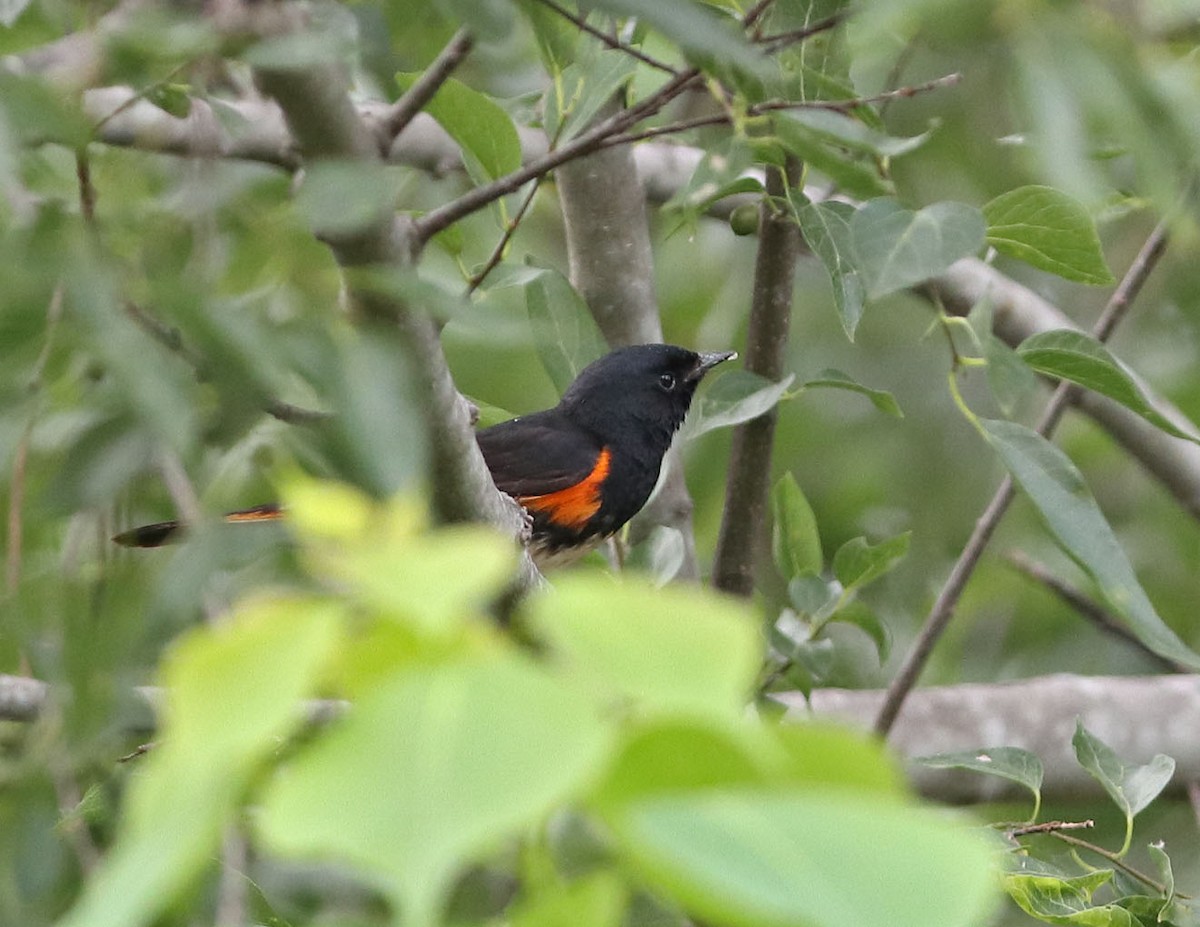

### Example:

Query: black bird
xmin=115 ymin=343 xmax=735 ymax=567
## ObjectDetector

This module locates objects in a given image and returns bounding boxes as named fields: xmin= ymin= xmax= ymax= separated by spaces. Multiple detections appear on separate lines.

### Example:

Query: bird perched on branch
xmin=115 ymin=343 xmax=735 ymax=568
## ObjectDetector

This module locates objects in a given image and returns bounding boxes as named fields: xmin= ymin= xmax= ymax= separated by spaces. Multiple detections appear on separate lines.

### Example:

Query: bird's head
xmin=559 ymin=344 xmax=735 ymax=446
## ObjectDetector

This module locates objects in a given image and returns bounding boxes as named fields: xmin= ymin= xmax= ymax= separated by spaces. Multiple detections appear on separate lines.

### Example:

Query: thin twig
xmin=1047 ymin=832 xmax=1172 ymax=895
xmin=466 ymin=178 xmax=544 ymax=294
xmin=123 ymin=301 xmax=327 ymax=425
xmin=756 ymin=12 xmax=847 ymax=54
xmin=531 ymin=0 xmax=679 ymax=75
xmin=413 ymin=66 xmax=702 ymax=241
xmin=874 ymin=216 xmax=1172 ymax=738
xmin=742 ymin=0 xmax=778 ymax=33
xmin=381 ymin=27 xmax=474 ymax=145
xmin=1006 ymin=819 xmax=1094 ymax=838
xmin=90 ymin=62 xmax=189 ymax=134
xmin=600 ymin=73 xmax=962 ymax=148
xmin=1004 ymin=550 xmax=1190 ymax=673
xmin=1188 ymin=781 xmax=1200 ymax=831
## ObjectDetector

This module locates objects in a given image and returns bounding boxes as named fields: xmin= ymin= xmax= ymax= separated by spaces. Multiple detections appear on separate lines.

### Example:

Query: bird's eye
xmin=659 ymin=373 xmax=676 ymax=391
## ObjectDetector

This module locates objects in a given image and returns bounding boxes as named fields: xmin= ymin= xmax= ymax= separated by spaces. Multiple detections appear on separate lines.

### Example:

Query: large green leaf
xmin=396 ymin=73 xmax=521 ymax=183
xmin=685 ymin=369 xmax=795 ymax=438
xmin=771 ymin=471 xmax=823 ymax=579
xmin=607 ymin=790 xmax=997 ymax=927
xmin=918 ymin=747 xmax=1044 ymax=819
xmin=792 ymin=197 xmax=865 ymax=339
xmin=983 ymin=185 xmax=1114 ymax=284
xmin=775 ymin=115 xmax=893 ymax=199
xmin=257 ymin=656 xmax=612 ymax=927
xmin=1072 ymin=722 xmax=1175 ymax=822
xmin=523 ymin=266 xmax=607 ymax=395
xmin=525 ymin=575 xmax=761 ymax=720
xmin=1005 ymin=871 xmax=1133 ymax=926
xmin=832 ymin=531 xmax=910 ymax=592
xmin=851 ymin=198 xmax=986 ymax=299
xmin=980 ymin=419 xmax=1200 ymax=670
xmin=1017 ymin=329 xmax=1200 ymax=444
xmin=59 ymin=597 xmax=342 ymax=927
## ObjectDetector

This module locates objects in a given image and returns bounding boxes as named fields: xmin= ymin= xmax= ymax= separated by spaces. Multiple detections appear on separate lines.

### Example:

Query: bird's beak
xmin=688 ymin=350 xmax=737 ymax=382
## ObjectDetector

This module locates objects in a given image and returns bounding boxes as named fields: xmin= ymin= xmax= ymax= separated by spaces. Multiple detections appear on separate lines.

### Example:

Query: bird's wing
xmin=476 ymin=412 xmax=604 ymax=497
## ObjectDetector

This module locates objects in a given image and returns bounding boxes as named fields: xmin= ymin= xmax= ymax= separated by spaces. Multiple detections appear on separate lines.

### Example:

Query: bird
xmin=114 ymin=343 xmax=735 ymax=567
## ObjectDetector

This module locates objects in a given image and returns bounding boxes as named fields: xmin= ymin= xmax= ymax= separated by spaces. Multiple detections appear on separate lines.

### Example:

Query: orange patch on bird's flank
xmin=519 ymin=448 xmax=611 ymax=530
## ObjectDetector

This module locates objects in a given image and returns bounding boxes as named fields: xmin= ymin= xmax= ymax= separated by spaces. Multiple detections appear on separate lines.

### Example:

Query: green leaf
xmin=60 ymin=598 xmax=342 ymax=927
xmin=396 ymin=73 xmax=521 ymax=182
xmin=546 ymin=49 xmax=638 ymax=142
xmin=607 ymin=790 xmax=998 ymax=927
xmin=523 ymin=266 xmax=607 ymax=395
xmin=685 ymin=370 xmax=795 ymax=438
xmin=1072 ymin=721 xmax=1175 ymax=820
xmin=832 ymin=532 xmax=910 ymax=592
xmin=1005 ymin=871 xmax=1135 ymax=926
xmin=516 ymin=0 xmax=579 ymax=74
xmin=917 ymin=747 xmax=1044 ymax=807
xmin=785 ymin=109 xmax=937 ymax=159
xmin=792 ymin=197 xmax=866 ymax=340
xmin=984 ymin=185 xmax=1115 ymax=285
xmin=1017 ymin=330 xmax=1200 ymax=444
xmin=827 ymin=601 xmax=892 ymax=663
xmin=980 ymin=418 xmax=1200 ymax=671
xmin=771 ymin=472 xmax=823 ymax=579
xmin=257 ymin=656 xmax=612 ymax=927
xmin=525 ymin=575 xmax=761 ymax=720
xmin=775 ymin=116 xmax=893 ymax=199
xmin=802 ymin=368 xmax=904 ymax=417
xmin=851 ymin=198 xmax=987 ymax=299
xmin=986 ymin=333 xmax=1039 ymax=417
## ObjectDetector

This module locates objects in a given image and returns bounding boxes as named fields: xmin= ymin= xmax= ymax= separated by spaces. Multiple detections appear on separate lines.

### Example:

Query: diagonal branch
xmin=873 ymin=216 xmax=1172 ymax=738
xmin=380 ymin=27 xmax=474 ymax=146
xmin=413 ymin=67 xmax=701 ymax=242
xmin=1004 ymin=550 xmax=1190 ymax=674
xmin=531 ymin=0 xmax=679 ymax=75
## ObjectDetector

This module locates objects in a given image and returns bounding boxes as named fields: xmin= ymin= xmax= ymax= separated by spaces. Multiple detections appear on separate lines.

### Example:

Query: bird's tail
xmin=112 ymin=503 xmax=283 ymax=547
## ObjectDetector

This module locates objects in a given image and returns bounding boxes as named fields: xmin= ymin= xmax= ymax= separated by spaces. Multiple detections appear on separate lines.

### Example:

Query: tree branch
xmin=380 ymin=27 xmax=474 ymax=146
xmin=712 ymin=159 xmax=803 ymax=595
xmin=239 ymin=4 xmax=540 ymax=587
xmin=412 ymin=67 xmax=701 ymax=242
xmin=873 ymin=217 xmax=1172 ymax=737
xmin=7 ymin=671 xmax=1197 ymax=803
xmin=530 ymin=0 xmax=679 ymax=75
xmin=784 ymin=673 xmax=1200 ymax=803
xmin=1004 ymin=549 xmax=1191 ymax=674
xmin=555 ymin=101 xmax=703 ymax=580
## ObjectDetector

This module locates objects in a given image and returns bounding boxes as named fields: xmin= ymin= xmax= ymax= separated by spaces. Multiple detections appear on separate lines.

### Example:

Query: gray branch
xmin=556 ymin=106 xmax=702 ymax=581
xmin=6 ymin=671 xmax=1196 ymax=804
xmin=788 ymin=674 xmax=1200 ymax=803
